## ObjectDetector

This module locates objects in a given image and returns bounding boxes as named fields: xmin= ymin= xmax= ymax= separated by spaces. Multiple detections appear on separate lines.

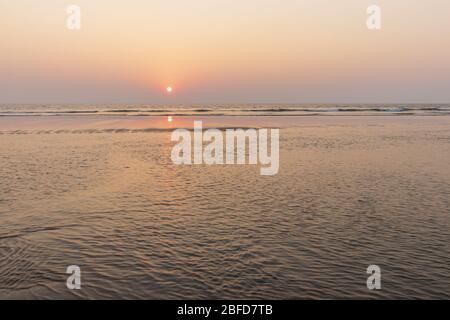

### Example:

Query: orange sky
xmin=1 ymin=0 xmax=450 ymax=103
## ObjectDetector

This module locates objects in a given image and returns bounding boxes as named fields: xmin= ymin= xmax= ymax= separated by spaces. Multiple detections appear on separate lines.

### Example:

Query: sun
xmin=166 ymin=86 xmax=173 ymax=93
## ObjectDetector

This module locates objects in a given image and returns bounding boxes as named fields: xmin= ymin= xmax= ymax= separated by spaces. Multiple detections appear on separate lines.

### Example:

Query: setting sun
xmin=166 ymin=86 xmax=173 ymax=93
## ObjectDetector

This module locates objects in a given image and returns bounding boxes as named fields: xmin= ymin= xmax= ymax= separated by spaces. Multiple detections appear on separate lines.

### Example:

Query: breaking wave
xmin=1 ymin=104 xmax=450 ymax=117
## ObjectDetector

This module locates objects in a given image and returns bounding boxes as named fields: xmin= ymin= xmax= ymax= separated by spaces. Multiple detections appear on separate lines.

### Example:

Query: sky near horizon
xmin=1 ymin=0 xmax=450 ymax=104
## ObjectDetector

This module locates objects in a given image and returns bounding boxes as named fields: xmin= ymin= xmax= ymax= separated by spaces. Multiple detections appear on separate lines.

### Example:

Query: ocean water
xmin=0 ymin=105 xmax=449 ymax=299
xmin=1 ymin=103 xmax=450 ymax=116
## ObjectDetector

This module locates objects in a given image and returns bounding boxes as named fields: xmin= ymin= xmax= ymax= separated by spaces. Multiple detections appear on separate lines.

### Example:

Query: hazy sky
xmin=1 ymin=0 xmax=450 ymax=104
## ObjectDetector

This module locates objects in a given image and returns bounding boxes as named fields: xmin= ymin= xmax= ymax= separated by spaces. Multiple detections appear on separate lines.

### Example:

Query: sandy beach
xmin=1 ymin=114 xmax=449 ymax=299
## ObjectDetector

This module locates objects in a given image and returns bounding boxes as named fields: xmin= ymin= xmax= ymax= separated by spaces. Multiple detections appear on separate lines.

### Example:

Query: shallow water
xmin=0 ymin=115 xmax=449 ymax=299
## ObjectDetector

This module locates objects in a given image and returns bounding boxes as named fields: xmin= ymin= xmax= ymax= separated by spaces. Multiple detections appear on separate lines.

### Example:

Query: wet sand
xmin=1 ymin=115 xmax=449 ymax=299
